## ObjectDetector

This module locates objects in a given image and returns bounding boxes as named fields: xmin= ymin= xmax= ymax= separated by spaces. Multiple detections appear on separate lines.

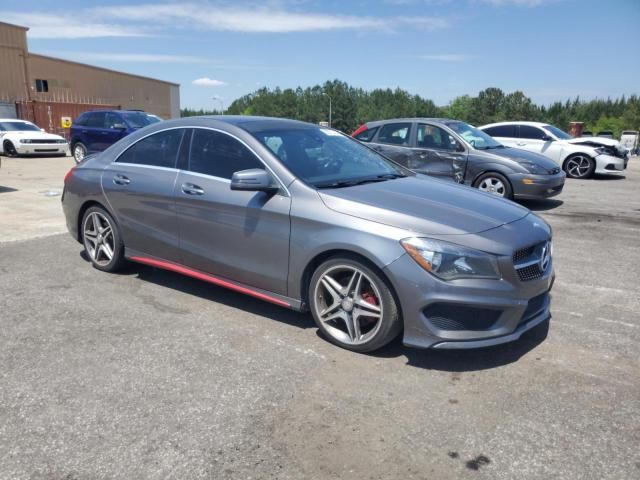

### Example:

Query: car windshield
xmin=146 ymin=115 xmax=161 ymax=124
xmin=251 ymin=127 xmax=410 ymax=188
xmin=543 ymin=124 xmax=573 ymax=140
xmin=0 ymin=121 xmax=41 ymax=132
xmin=120 ymin=112 xmax=155 ymax=129
xmin=445 ymin=121 xmax=503 ymax=150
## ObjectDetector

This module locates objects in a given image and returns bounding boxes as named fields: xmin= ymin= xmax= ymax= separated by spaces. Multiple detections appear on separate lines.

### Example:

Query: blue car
xmin=70 ymin=110 xmax=160 ymax=163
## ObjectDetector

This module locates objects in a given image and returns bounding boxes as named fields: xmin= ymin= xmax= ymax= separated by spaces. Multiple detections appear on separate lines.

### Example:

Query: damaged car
xmin=480 ymin=121 xmax=629 ymax=179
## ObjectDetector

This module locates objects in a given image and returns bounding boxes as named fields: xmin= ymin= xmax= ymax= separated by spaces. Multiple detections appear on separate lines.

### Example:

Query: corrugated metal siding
xmin=28 ymin=54 xmax=177 ymax=118
xmin=16 ymin=101 xmax=120 ymax=139
xmin=0 ymin=102 xmax=17 ymax=118
xmin=0 ymin=22 xmax=29 ymax=102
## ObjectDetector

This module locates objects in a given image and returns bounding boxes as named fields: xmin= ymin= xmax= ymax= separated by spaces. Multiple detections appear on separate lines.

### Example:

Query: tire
xmin=73 ymin=142 xmax=87 ymax=163
xmin=308 ymin=255 xmax=401 ymax=352
xmin=81 ymin=206 xmax=126 ymax=272
xmin=3 ymin=140 xmax=18 ymax=157
xmin=473 ymin=172 xmax=513 ymax=199
xmin=563 ymin=154 xmax=595 ymax=179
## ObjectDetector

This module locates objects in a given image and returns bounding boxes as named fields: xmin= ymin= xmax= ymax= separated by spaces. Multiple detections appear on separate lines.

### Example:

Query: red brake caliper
xmin=361 ymin=292 xmax=378 ymax=306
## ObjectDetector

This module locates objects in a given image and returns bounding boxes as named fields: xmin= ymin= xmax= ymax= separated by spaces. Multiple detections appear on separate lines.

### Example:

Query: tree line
xmin=181 ymin=80 xmax=640 ymax=137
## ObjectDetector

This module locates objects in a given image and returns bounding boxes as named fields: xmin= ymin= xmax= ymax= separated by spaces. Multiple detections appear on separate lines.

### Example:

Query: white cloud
xmin=93 ymin=3 xmax=449 ymax=33
xmin=415 ymin=54 xmax=474 ymax=62
xmin=0 ymin=13 xmax=148 ymax=38
xmin=40 ymin=51 xmax=208 ymax=63
xmin=192 ymin=77 xmax=228 ymax=87
xmin=477 ymin=0 xmax=556 ymax=6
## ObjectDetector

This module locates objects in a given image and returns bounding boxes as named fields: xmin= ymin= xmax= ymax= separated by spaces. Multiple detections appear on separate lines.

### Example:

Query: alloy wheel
xmin=74 ymin=144 xmax=86 ymax=163
xmin=478 ymin=177 xmax=506 ymax=197
xmin=566 ymin=155 xmax=591 ymax=178
xmin=83 ymin=212 xmax=115 ymax=266
xmin=313 ymin=265 xmax=384 ymax=345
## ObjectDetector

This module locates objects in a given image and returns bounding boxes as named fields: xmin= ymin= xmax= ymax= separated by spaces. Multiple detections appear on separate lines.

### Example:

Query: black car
xmin=352 ymin=118 xmax=565 ymax=201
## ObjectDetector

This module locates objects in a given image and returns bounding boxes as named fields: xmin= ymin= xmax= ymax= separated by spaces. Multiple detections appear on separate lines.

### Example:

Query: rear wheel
xmin=564 ymin=154 xmax=595 ymax=179
xmin=73 ymin=142 xmax=87 ymax=163
xmin=309 ymin=256 xmax=401 ymax=352
xmin=3 ymin=140 xmax=17 ymax=157
xmin=474 ymin=172 xmax=513 ymax=199
xmin=81 ymin=206 xmax=126 ymax=272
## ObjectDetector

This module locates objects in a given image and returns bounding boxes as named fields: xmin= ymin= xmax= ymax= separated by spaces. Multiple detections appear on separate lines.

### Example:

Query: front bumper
xmin=16 ymin=144 xmax=69 ymax=156
xmin=384 ymin=250 xmax=554 ymax=350
xmin=594 ymin=153 xmax=627 ymax=174
xmin=510 ymin=171 xmax=566 ymax=200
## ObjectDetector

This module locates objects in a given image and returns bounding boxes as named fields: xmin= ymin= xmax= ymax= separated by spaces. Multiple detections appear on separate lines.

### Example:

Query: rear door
xmin=411 ymin=123 xmax=467 ymax=182
xmin=102 ymin=128 xmax=186 ymax=261
xmin=483 ymin=124 xmax=518 ymax=148
xmin=83 ymin=112 xmax=107 ymax=152
xmin=368 ymin=122 xmax=414 ymax=167
xmin=175 ymin=128 xmax=291 ymax=295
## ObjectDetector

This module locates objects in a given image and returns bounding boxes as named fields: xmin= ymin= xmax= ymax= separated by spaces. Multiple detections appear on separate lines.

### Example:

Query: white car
xmin=0 ymin=119 xmax=69 ymax=157
xmin=479 ymin=121 xmax=629 ymax=179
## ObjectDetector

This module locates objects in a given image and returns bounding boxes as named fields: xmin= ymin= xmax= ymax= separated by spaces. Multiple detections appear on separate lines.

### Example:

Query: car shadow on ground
xmin=592 ymin=174 xmax=626 ymax=180
xmin=373 ymin=320 xmax=549 ymax=372
xmin=521 ymin=199 xmax=563 ymax=211
xmin=0 ymin=186 xmax=18 ymax=193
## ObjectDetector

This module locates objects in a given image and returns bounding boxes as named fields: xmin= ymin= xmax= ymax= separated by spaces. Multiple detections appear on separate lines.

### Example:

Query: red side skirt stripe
xmin=129 ymin=256 xmax=290 ymax=308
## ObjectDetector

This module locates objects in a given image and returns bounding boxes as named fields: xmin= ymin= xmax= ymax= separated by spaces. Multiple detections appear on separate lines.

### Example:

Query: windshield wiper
xmin=315 ymin=173 xmax=404 ymax=189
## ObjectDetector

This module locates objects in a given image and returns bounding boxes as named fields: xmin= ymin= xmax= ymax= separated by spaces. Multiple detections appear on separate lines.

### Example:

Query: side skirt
xmin=125 ymin=249 xmax=304 ymax=311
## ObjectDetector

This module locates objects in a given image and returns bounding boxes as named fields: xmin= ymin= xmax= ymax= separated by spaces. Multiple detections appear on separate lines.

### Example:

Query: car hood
xmin=318 ymin=176 xmax=529 ymax=236
xmin=1 ymin=131 xmax=66 ymax=141
xmin=481 ymin=146 xmax=559 ymax=171
xmin=566 ymin=137 xmax=619 ymax=147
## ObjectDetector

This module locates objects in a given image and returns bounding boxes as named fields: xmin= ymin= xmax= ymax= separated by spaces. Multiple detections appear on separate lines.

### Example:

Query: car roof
xmin=0 ymin=118 xmax=34 ymax=122
xmin=481 ymin=121 xmax=549 ymax=128
xmin=365 ymin=118 xmax=458 ymax=127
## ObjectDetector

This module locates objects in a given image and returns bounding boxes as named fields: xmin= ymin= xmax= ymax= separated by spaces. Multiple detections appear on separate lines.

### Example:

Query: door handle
xmin=517 ymin=142 xmax=526 ymax=146
xmin=113 ymin=174 xmax=130 ymax=185
xmin=181 ymin=183 xmax=204 ymax=195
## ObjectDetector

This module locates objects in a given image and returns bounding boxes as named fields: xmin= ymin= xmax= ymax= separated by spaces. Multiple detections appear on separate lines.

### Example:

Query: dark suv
xmin=70 ymin=110 xmax=160 ymax=162
xmin=353 ymin=118 xmax=565 ymax=201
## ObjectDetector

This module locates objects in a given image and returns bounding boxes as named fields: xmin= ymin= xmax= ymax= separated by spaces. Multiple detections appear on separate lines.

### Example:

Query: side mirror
xmin=541 ymin=134 xmax=553 ymax=142
xmin=230 ymin=168 xmax=278 ymax=192
xmin=113 ymin=123 xmax=127 ymax=130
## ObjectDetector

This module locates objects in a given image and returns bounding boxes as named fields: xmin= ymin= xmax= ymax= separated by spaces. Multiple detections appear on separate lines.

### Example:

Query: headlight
xmin=519 ymin=162 xmax=547 ymax=174
xmin=19 ymin=139 xmax=32 ymax=144
xmin=400 ymin=238 xmax=501 ymax=280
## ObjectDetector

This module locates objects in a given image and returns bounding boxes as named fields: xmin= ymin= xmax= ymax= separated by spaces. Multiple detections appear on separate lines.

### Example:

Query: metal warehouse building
xmin=0 ymin=21 xmax=180 ymax=135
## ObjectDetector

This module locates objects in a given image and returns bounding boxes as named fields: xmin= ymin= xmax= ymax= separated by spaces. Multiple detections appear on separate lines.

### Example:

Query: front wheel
xmin=81 ymin=206 xmax=126 ymax=272
xmin=309 ymin=256 xmax=401 ymax=352
xmin=564 ymin=154 xmax=595 ymax=179
xmin=73 ymin=142 xmax=87 ymax=163
xmin=473 ymin=172 xmax=513 ymax=199
xmin=3 ymin=140 xmax=18 ymax=157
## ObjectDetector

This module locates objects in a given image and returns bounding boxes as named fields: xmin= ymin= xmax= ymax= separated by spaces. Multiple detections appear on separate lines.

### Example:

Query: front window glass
xmin=445 ymin=121 xmax=503 ymax=150
xmin=0 ymin=121 xmax=40 ymax=132
xmin=543 ymin=125 xmax=573 ymax=140
xmin=252 ymin=127 xmax=410 ymax=188
xmin=120 ymin=111 xmax=155 ymax=129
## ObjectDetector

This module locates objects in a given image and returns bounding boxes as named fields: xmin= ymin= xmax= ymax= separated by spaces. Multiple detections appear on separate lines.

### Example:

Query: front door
xmin=175 ymin=128 xmax=291 ymax=295
xmin=102 ymin=128 xmax=186 ymax=261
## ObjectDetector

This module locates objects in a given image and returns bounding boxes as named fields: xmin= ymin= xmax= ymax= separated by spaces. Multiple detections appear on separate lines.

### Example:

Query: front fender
xmin=465 ymin=162 xmax=518 ymax=186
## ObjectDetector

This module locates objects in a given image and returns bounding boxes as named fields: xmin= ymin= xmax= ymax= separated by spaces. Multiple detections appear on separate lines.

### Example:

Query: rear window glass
xmin=377 ymin=123 xmax=412 ymax=146
xmin=484 ymin=125 xmax=516 ymax=138
xmin=117 ymin=129 xmax=184 ymax=168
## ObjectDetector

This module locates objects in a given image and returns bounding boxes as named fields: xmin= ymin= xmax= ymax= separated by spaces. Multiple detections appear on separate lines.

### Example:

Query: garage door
xmin=0 ymin=102 xmax=17 ymax=119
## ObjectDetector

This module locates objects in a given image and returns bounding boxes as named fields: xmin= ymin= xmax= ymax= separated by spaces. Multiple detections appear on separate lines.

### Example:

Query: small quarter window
xmin=354 ymin=126 xmax=379 ymax=142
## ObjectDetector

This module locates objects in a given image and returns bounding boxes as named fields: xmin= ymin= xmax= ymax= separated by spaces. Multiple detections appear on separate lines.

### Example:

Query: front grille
xmin=513 ymin=241 xmax=550 ymax=282
xmin=32 ymin=139 xmax=62 ymax=144
xmin=424 ymin=303 xmax=501 ymax=331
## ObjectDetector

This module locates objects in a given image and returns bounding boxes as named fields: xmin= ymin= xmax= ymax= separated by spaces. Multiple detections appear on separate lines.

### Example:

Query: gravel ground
xmin=0 ymin=155 xmax=639 ymax=479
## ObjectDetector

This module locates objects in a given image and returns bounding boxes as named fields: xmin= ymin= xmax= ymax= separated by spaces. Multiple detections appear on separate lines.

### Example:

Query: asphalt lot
xmin=1 ymin=155 xmax=639 ymax=479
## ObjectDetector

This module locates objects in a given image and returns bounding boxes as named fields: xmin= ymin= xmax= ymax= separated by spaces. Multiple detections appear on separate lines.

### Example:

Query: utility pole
xmin=323 ymin=92 xmax=332 ymax=128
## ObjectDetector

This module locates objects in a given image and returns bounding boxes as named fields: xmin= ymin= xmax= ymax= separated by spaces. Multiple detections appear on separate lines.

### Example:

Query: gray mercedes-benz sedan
xmin=62 ymin=116 xmax=554 ymax=352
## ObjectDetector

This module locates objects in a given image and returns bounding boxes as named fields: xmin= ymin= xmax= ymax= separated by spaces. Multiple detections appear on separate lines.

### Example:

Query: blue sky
xmin=4 ymin=0 xmax=639 ymax=109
